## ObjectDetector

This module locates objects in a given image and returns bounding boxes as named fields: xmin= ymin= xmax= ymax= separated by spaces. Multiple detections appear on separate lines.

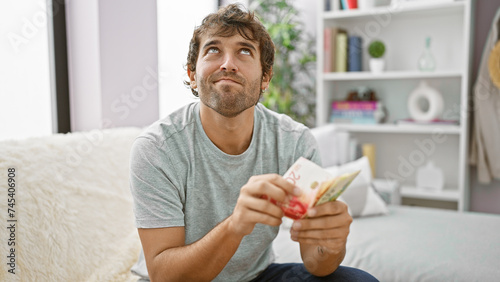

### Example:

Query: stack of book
xmin=330 ymin=101 xmax=381 ymax=124
xmin=325 ymin=0 xmax=358 ymax=11
xmin=323 ymin=28 xmax=362 ymax=73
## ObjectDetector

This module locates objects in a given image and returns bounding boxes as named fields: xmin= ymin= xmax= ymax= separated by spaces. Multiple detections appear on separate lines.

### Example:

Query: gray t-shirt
xmin=130 ymin=102 xmax=320 ymax=281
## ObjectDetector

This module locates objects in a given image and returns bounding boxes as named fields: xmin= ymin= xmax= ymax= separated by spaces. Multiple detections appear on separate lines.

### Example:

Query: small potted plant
xmin=368 ymin=40 xmax=386 ymax=73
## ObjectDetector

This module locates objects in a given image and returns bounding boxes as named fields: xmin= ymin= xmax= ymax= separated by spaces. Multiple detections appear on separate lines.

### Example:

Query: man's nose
xmin=220 ymin=54 xmax=238 ymax=72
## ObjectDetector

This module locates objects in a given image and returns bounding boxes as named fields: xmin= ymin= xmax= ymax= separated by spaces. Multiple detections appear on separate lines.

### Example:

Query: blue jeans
xmin=250 ymin=263 xmax=379 ymax=282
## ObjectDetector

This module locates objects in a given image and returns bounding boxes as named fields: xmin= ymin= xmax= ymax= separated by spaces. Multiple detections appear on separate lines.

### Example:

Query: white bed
xmin=272 ymin=205 xmax=500 ymax=281
xmin=270 ymin=125 xmax=500 ymax=281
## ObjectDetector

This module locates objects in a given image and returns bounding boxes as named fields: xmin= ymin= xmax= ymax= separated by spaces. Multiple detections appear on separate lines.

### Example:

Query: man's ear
xmin=187 ymin=66 xmax=197 ymax=89
xmin=261 ymin=67 xmax=273 ymax=90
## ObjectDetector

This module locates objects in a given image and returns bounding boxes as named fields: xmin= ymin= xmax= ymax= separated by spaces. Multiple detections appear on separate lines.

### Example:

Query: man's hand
xmin=291 ymin=201 xmax=352 ymax=256
xmin=228 ymin=174 xmax=301 ymax=237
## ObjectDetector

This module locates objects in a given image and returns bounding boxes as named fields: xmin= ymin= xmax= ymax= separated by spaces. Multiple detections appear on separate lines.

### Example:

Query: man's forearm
xmin=150 ymin=217 xmax=243 ymax=281
xmin=299 ymin=243 xmax=346 ymax=277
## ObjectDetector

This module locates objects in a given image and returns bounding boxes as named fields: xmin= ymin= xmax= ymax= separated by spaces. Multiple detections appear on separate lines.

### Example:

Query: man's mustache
xmin=211 ymin=72 xmax=245 ymax=84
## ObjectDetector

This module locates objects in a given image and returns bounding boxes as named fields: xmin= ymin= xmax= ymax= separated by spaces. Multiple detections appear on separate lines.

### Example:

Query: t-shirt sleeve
xmin=297 ymin=128 xmax=322 ymax=167
xmin=129 ymin=136 xmax=185 ymax=228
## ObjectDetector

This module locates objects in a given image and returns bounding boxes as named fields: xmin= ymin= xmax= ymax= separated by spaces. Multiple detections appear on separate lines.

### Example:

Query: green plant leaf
xmin=252 ymin=0 xmax=316 ymax=127
xmin=368 ymin=40 xmax=386 ymax=58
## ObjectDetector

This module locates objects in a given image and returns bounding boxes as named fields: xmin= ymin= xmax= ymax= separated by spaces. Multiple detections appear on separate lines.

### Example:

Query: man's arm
xmin=139 ymin=220 xmax=243 ymax=281
xmin=139 ymin=174 xmax=301 ymax=281
xmin=291 ymin=201 xmax=352 ymax=277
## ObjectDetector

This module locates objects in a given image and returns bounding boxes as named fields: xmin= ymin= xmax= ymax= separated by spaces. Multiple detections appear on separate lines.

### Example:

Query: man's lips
xmin=213 ymin=74 xmax=243 ymax=85
xmin=215 ymin=78 xmax=241 ymax=85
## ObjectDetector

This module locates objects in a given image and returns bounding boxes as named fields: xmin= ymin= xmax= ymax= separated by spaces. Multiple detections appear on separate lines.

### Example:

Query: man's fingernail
xmin=292 ymin=221 xmax=301 ymax=230
xmin=308 ymin=209 xmax=316 ymax=217
xmin=284 ymin=196 xmax=291 ymax=205
xmin=293 ymin=187 xmax=302 ymax=196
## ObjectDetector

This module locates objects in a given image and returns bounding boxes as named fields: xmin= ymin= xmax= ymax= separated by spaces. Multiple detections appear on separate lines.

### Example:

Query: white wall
xmin=221 ymin=0 xmax=250 ymax=6
xmin=0 ymin=0 xmax=54 ymax=140
xmin=65 ymin=0 xmax=102 ymax=131
xmin=157 ymin=0 xmax=217 ymax=117
xmin=294 ymin=0 xmax=317 ymax=38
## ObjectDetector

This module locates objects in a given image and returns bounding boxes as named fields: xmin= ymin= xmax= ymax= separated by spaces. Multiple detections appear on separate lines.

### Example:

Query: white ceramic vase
xmin=369 ymin=58 xmax=385 ymax=73
xmin=416 ymin=161 xmax=444 ymax=191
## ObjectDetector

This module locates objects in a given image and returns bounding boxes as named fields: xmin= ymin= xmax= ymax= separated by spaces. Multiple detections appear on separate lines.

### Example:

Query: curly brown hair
xmin=184 ymin=4 xmax=275 ymax=97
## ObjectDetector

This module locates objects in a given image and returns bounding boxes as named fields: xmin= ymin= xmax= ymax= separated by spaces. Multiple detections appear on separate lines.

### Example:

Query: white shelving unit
xmin=316 ymin=0 xmax=473 ymax=211
xmin=323 ymin=70 xmax=462 ymax=81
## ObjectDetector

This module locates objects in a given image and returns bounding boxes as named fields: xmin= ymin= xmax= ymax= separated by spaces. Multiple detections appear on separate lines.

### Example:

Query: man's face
xmin=188 ymin=32 xmax=270 ymax=118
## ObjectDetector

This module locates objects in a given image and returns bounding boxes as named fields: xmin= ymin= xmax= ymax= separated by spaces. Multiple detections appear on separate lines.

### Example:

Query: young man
xmin=130 ymin=4 xmax=377 ymax=282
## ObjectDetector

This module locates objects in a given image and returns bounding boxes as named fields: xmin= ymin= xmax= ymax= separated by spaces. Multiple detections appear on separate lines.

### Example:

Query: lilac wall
xmin=98 ymin=0 xmax=159 ymax=128
xmin=66 ymin=0 xmax=159 ymax=132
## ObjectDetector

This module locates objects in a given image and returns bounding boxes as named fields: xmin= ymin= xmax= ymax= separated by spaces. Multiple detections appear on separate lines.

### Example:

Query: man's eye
xmin=240 ymin=49 xmax=251 ymax=55
xmin=207 ymin=47 xmax=219 ymax=54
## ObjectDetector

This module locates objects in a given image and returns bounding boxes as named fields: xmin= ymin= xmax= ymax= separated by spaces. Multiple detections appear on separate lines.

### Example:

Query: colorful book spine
xmin=341 ymin=0 xmax=358 ymax=9
xmin=347 ymin=0 xmax=358 ymax=9
xmin=340 ymin=0 xmax=348 ymax=9
xmin=335 ymin=33 xmax=348 ymax=72
xmin=324 ymin=28 xmax=332 ymax=72
xmin=324 ymin=27 xmax=345 ymax=73
xmin=332 ymin=101 xmax=378 ymax=111
xmin=348 ymin=36 xmax=362 ymax=72
xmin=332 ymin=0 xmax=341 ymax=11
xmin=330 ymin=101 xmax=379 ymax=124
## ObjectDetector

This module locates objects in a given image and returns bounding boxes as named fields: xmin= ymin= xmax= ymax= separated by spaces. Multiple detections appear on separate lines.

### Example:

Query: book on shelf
xmin=335 ymin=32 xmax=348 ymax=72
xmin=348 ymin=35 xmax=362 ymax=72
xmin=324 ymin=28 xmax=365 ymax=73
xmin=325 ymin=0 xmax=342 ymax=11
xmin=324 ymin=29 xmax=331 ymax=72
xmin=330 ymin=101 xmax=381 ymax=124
xmin=332 ymin=0 xmax=341 ymax=11
xmin=323 ymin=27 xmax=346 ymax=73
xmin=395 ymin=118 xmax=459 ymax=126
xmin=340 ymin=0 xmax=358 ymax=10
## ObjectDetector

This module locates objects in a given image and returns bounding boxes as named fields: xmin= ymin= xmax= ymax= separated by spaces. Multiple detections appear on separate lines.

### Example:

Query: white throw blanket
xmin=0 ymin=127 xmax=143 ymax=281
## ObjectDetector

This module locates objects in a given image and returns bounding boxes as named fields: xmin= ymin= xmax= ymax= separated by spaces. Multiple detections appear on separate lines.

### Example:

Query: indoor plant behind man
xmin=129 ymin=4 xmax=378 ymax=281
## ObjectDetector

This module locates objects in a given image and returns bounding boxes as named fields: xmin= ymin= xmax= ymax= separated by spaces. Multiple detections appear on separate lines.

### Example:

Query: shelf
xmin=401 ymin=186 xmax=460 ymax=202
xmin=317 ymin=0 xmax=472 ymax=211
xmin=331 ymin=123 xmax=461 ymax=134
xmin=322 ymin=70 xmax=462 ymax=81
xmin=323 ymin=1 xmax=465 ymax=20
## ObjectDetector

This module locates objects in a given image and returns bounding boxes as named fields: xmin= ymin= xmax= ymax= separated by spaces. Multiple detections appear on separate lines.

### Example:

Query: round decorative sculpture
xmin=407 ymin=81 xmax=444 ymax=122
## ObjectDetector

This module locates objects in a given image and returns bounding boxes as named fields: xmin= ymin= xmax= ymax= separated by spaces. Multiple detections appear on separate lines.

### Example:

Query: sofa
xmin=0 ymin=127 xmax=143 ymax=281
xmin=1 ymin=126 xmax=499 ymax=281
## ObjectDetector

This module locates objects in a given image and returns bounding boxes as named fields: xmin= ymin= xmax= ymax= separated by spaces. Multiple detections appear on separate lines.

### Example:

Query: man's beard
xmin=197 ymin=73 xmax=262 ymax=118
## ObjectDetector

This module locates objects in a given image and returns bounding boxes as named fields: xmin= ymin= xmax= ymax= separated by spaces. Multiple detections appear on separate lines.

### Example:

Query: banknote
xmin=278 ymin=157 xmax=360 ymax=220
